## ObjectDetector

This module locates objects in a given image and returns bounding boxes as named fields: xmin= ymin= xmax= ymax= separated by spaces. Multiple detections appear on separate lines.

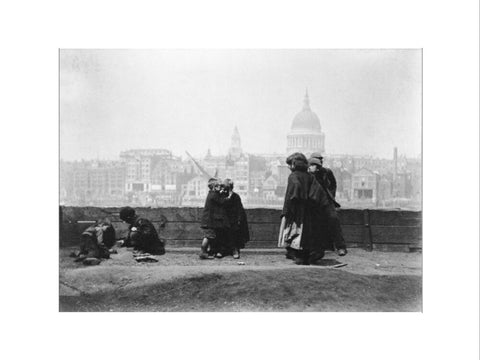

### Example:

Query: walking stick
xmin=278 ymin=216 xmax=286 ymax=247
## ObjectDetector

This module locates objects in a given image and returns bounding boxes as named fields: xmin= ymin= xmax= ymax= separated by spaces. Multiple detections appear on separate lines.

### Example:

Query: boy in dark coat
xmin=199 ymin=178 xmax=233 ymax=259
xmin=310 ymin=152 xmax=337 ymax=198
xmin=222 ymin=178 xmax=250 ymax=259
xmin=308 ymin=157 xmax=347 ymax=256
xmin=119 ymin=206 xmax=165 ymax=255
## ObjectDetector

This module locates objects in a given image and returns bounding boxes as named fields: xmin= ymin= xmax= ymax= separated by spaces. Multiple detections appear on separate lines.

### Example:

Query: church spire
xmin=231 ymin=125 xmax=241 ymax=148
xmin=228 ymin=125 xmax=242 ymax=159
xmin=303 ymin=88 xmax=310 ymax=110
xmin=233 ymin=125 xmax=240 ymax=138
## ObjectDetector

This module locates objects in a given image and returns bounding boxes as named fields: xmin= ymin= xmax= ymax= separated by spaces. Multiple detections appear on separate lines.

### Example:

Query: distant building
xmin=286 ymin=90 xmax=325 ymax=157
xmin=276 ymin=163 xmax=290 ymax=187
xmin=262 ymin=174 xmax=280 ymax=200
xmin=332 ymin=167 xmax=352 ymax=201
xmin=60 ymin=111 xmax=421 ymax=210
xmin=197 ymin=127 xmax=250 ymax=199
xmin=59 ymin=161 xmax=75 ymax=203
xmin=248 ymin=171 xmax=264 ymax=198
xmin=120 ymin=149 xmax=179 ymax=193
xmin=406 ymin=158 xmax=421 ymax=200
xmin=228 ymin=126 xmax=243 ymax=160
xmin=181 ymin=175 xmax=209 ymax=207
xmin=59 ymin=160 xmax=126 ymax=205
xmin=351 ymin=168 xmax=379 ymax=204
xmin=248 ymin=155 xmax=268 ymax=198
xmin=202 ymin=149 xmax=225 ymax=177
xmin=119 ymin=149 xmax=189 ymax=206
xmin=377 ymin=175 xmax=393 ymax=206
xmin=393 ymin=171 xmax=413 ymax=199
xmin=225 ymin=153 xmax=249 ymax=198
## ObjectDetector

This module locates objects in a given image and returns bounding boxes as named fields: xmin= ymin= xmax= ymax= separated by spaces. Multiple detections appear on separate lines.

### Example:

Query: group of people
xmin=71 ymin=206 xmax=166 ymax=264
xmin=199 ymin=178 xmax=250 ymax=259
xmin=71 ymin=179 xmax=250 ymax=263
xmin=71 ymin=152 xmax=346 ymax=266
xmin=280 ymin=152 xmax=347 ymax=265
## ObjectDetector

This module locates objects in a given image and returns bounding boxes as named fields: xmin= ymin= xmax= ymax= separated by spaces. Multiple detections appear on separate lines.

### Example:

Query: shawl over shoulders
xmin=285 ymin=171 xmax=311 ymax=200
xmin=282 ymin=170 xmax=313 ymax=225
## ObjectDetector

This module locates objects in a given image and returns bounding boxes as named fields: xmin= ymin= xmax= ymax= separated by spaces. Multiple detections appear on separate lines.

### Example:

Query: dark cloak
xmin=311 ymin=172 xmax=340 ymax=208
xmin=126 ymin=217 xmax=165 ymax=255
xmin=225 ymin=191 xmax=250 ymax=249
xmin=200 ymin=190 xmax=232 ymax=229
xmin=309 ymin=173 xmax=344 ymax=251
xmin=281 ymin=162 xmax=314 ymax=250
xmin=316 ymin=167 xmax=337 ymax=199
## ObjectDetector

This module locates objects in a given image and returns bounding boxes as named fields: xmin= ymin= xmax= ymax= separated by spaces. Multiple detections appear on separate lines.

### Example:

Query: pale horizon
xmin=60 ymin=49 xmax=422 ymax=161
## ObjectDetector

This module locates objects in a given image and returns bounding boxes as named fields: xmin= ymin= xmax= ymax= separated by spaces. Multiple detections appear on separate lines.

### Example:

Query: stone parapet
xmin=60 ymin=206 xmax=422 ymax=252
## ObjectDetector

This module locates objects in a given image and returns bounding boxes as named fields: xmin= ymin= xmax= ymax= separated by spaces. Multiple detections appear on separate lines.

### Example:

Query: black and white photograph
xmin=59 ymin=49 xmax=422 ymax=312
xmin=2 ymin=1 xmax=478 ymax=360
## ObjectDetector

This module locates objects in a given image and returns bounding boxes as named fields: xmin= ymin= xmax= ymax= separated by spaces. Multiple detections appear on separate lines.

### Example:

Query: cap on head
xmin=310 ymin=152 xmax=324 ymax=160
xmin=208 ymin=177 xmax=219 ymax=190
xmin=119 ymin=206 xmax=136 ymax=222
xmin=308 ymin=157 xmax=322 ymax=167
xmin=223 ymin=178 xmax=234 ymax=190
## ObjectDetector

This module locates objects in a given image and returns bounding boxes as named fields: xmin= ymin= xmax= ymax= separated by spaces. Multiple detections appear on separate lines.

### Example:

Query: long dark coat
xmin=311 ymin=172 xmax=340 ymax=208
xmin=126 ymin=217 xmax=165 ymax=255
xmin=316 ymin=167 xmax=337 ymax=199
xmin=224 ymin=191 xmax=250 ymax=248
xmin=308 ymin=177 xmax=333 ymax=250
xmin=200 ymin=190 xmax=231 ymax=229
xmin=310 ymin=172 xmax=343 ymax=251
xmin=281 ymin=166 xmax=314 ymax=250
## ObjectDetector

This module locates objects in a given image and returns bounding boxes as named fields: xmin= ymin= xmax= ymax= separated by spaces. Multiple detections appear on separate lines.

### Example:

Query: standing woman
xmin=279 ymin=152 xmax=315 ymax=265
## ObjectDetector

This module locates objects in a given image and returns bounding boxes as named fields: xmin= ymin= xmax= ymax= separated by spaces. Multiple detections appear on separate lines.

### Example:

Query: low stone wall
xmin=60 ymin=206 xmax=422 ymax=252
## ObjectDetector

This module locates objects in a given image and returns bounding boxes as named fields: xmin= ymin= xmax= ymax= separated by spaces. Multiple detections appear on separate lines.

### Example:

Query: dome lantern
xmin=303 ymin=88 xmax=310 ymax=110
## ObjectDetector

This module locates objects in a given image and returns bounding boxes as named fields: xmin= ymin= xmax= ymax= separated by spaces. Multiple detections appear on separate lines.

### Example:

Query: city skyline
xmin=60 ymin=143 xmax=421 ymax=210
xmin=59 ymin=139 xmax=420 ymax=163
xmin=60 ymin=49 xmax=422 ymax=161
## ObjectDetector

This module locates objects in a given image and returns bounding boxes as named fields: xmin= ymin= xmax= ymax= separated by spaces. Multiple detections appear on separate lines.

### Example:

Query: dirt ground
xmin=59 ymin=247 xmax=422 ymax=312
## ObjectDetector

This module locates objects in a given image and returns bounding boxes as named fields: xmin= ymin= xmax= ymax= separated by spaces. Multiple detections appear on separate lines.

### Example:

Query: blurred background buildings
xmin=60 ymin=91 xmax=421 ymax=210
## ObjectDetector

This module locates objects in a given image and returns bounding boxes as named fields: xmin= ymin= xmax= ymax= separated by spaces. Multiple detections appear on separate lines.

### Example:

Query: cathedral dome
xmin=286 ymin=90 xmax=325 ymax=156
xmin=290 ymin=91 xmax=322 ymax=132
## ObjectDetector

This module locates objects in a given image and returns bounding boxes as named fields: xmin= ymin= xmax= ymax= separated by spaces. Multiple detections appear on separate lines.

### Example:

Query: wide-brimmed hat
xmin=286 ymin=152 xmax=307 ymax=165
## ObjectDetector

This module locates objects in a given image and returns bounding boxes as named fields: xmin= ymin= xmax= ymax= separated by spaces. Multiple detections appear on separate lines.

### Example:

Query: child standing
xmin=199 ymin=178 xmax=233 ymax=259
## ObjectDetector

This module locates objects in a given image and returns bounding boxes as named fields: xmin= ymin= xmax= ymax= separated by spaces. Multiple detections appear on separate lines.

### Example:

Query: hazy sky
xmin=60 ymin=49 xmax=421 ymax=160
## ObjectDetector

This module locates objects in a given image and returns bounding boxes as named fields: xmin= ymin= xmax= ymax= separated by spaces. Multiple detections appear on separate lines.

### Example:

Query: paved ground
xmin=59 ymin=246 xmax=422 ymax=312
